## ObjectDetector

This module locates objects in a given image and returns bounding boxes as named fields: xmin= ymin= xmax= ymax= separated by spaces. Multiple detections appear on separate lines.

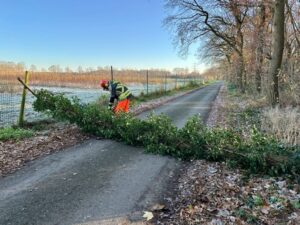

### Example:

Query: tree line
xmin=0 ymin=61 xmax=199 ymax=78
xmin=165 ymin=0 xmax=300 ymax=106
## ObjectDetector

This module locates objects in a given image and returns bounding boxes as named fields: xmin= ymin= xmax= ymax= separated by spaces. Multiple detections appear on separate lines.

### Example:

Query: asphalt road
xmin=137 ymin=82 xmax=222 ymax=127
xmin=0 ymin=82 xmax=221 ymax=225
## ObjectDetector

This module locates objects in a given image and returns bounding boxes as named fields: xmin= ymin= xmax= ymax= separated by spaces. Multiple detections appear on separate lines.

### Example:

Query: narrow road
xmin=0 ymin=82 xmax=221 ymax=225
xmin=137 ymin=82 xmax=221 ymax=127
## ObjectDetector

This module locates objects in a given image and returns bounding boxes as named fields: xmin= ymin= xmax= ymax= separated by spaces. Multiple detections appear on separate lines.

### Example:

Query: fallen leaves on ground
xmin=143 ymin=211 xmax=154 ymax=221
xmin=0 ymin=124 xmax=89 ymax=176
xmin=155 ymin=160 xmax=300 ymax=225
xmin=206 ymin=85 xmax=228 ymax=129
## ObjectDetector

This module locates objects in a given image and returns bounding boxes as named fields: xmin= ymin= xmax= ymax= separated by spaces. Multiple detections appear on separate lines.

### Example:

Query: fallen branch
xmin=17 ymin=77 xmax=37 ymax=97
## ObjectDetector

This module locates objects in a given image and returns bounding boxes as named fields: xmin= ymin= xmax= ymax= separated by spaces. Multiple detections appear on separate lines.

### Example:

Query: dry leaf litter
xmin=0 ymin=124 xmax=89 ymax=176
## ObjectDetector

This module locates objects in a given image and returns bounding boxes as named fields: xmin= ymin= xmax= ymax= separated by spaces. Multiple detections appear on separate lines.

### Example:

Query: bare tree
xmin=16 ymin=62 xmax=25 ymax=72
xmin=164 ymin=0 xmax=250 ymax=92
xmin=77 ymin=66 xmax=84 ymax=73
xmin=254 ymin=3 xmax=266 ymax=93
xmin=30 ymin=64 xmax=37 ymax=72
xmin=65 ymin=66 xmax=73 ymax=73
xmin=48 ymin=65 xmax=61 ymax=73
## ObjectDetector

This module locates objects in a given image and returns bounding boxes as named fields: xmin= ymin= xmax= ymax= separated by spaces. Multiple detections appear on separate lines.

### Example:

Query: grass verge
xmin=0 ymin=127 xmax=34 ymax=141
xmin=134 ymin=81 xmax=206 ymax=104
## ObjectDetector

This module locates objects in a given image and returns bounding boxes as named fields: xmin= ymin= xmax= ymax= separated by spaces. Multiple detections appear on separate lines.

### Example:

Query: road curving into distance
xmin=0 ymin=82 xmax=222 ymax=225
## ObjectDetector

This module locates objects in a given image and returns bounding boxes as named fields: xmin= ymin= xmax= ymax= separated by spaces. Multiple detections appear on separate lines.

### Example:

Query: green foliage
xmin=227 ymin=83 xmax=237 ymax=93
xmin=96 ymin=93 xmax=110 ymax=108
xmin=291 ymin=200 xmax=300 ymax=209
xmin=176 ymin=117 xmax=207 ymax=159
xmin=143 ymin=114 xmax=178 ymax=155
xmin=235 ymin=209 xmax=259 ymax=224
xmin=203 ymin=128 xmax=242 ymax=161
xmin=114 ymin=113 xmax=150 ymax=145
xmin=79 ymin=104 xmax=116 ymax=138
xmin=0 ymin=127 xmax=34 ymax=141
xmin=33 ymin=89 xmax=300 ymax=179
xmin=252 ymin=195 xmax=264 ymax=206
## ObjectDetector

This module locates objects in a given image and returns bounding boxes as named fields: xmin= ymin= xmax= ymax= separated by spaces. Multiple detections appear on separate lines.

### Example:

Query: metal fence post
xmin=111 ymin=66 xmax=114 ymax=81
xmin=18 ymin=71 xmax=29 ymax=127
xmin=146 ymin=70 xmax=149 ymax=95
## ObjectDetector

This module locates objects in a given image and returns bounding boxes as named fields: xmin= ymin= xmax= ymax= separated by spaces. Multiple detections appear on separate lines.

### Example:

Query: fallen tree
xmin=33 ymin=89 xmax=300 ymax=180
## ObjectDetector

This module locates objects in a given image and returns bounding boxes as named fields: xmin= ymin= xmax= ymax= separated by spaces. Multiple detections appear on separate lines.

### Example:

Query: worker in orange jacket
xmin=100 ymin=80 xmax=133 ymax=113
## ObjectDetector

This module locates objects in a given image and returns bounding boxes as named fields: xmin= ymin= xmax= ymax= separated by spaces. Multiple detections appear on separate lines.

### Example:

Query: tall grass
xmin=261 ymin=107 xmax=300 ymax=146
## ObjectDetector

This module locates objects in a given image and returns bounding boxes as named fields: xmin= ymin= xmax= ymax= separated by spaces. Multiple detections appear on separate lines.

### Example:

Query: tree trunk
xmin=225 ymin=55 xmax=233 ymax=83
xmin=268 ymin=0 xmax=285 ymax=106
xmin=235 ymin=13 xmax=245 ymax=93
xmin=237 ymin=54 xmax=245 ymax=93
xmin=255 ymin=4 xmax=266 ymax=93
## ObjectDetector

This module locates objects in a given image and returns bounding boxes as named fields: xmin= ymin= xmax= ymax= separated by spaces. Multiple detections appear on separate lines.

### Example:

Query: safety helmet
xmin=100 ymin=80 xmax=109 ymax=89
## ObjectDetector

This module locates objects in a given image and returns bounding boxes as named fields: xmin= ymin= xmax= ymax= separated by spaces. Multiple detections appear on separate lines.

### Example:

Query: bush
xmin=33 ymin=89 xmax=300 ymax=179
xmin=176 ymin=117 xmax=207 ymax=159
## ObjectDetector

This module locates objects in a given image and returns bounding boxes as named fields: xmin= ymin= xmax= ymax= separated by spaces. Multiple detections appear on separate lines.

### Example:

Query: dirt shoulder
xmin=0 ymin=123 xmax=89 ymax=176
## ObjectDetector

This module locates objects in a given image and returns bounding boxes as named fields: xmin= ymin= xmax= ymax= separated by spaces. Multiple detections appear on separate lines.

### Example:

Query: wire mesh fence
xmin=0 ymin=79 xmax=23 ymax=127
xmin=0 ymin=67 xmax=204 ymax=128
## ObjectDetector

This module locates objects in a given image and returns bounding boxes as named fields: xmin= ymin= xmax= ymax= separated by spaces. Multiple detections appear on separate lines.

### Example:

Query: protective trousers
xmin=113 ymin=99 xmax=130 ymax=113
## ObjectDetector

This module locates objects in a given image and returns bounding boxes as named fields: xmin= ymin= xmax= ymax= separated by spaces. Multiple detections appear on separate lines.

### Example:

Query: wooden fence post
xmin=18 ymin=71 xmax=29 ymax=127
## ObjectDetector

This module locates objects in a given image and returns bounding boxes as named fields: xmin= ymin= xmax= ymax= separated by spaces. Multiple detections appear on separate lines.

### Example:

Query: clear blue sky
xmin=0 ymin=0 xmax=205 ymax=72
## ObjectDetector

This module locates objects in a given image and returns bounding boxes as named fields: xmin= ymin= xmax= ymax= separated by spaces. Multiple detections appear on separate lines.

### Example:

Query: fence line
xmin=0 ymin=80 xmax=22 ymax=127
xmin=0 ymin=68 xmax=204 ymax=128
